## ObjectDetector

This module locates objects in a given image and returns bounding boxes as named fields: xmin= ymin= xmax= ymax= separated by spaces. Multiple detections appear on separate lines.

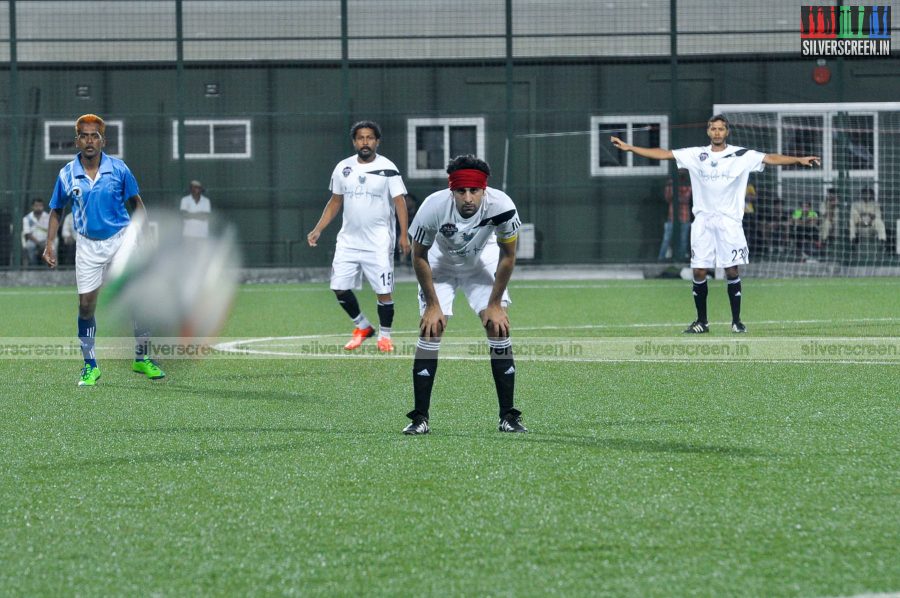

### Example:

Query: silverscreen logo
xmin=801 ymin=5 xmax=891 ymax=56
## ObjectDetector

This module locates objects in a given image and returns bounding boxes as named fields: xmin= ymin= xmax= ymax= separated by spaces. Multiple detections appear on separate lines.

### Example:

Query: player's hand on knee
xmin=481 ymin=304 xmax=510 ymax=339
xmin=419 ymin=304 xmax=446 ymax=339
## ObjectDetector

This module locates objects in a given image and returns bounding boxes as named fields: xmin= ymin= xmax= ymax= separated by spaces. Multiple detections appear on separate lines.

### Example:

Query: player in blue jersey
xmin=43 ymin=114 xmax=165 ymax=386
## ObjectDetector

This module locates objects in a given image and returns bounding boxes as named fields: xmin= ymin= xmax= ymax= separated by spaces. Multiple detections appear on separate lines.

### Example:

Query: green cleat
xmin=78 ymin=363 xmax=101 ymax=386
xmin=132 ymin=356 xmax=166 ymax=380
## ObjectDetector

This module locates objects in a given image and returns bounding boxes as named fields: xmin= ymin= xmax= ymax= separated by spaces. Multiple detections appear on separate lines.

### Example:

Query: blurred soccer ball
xmin=102 ymin=211 xmax=241 ymax=342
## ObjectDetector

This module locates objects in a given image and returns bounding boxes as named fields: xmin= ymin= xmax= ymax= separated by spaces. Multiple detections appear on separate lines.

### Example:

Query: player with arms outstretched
xmin=612 ymin=115 xmax=820 ymax=333
xmin=403 ymin=155 xmax=526 ymax=434
xmin=308 ymin=121 xmax=409 ymax=352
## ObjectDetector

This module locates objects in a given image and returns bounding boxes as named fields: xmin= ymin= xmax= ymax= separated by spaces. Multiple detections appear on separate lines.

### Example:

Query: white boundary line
xmin=213 ymin=332 xmax=900 ymax=365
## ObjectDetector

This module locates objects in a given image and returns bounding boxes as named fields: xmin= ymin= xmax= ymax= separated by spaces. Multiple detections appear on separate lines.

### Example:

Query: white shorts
xmin=690 ymin=213 xmax=749 ymax=269
xmin=75 ymin=227 xmax=134 ymax=295
xmin=418 ymin=244 xmax=511 ymax=316
xmin=330 ymin=247 xmax=394 ymax=295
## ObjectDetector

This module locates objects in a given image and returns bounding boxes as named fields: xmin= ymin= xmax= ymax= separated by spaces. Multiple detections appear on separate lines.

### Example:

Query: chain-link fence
xmin=1 ymin=0 xmax=897 ymax=268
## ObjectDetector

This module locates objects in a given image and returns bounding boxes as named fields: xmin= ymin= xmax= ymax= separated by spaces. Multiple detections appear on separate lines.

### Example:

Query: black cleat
xmin=402 ymin=411 xmax=430 ymax=435
xmin=498 ymin=408 xmax=528 ymax=433
xmin=683 ymin=320 xmax=709 ymax=334
xmin=731 ymin=321 xmax=748 ymax=333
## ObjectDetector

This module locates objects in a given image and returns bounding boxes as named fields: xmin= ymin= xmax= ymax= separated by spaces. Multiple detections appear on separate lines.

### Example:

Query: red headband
xmin=448 ymin=169 xmax=488 ymax=190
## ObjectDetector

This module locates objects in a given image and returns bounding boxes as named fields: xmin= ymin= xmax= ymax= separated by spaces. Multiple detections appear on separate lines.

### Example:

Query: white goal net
xmin=713 ymin=102 xmax=900 ymax=277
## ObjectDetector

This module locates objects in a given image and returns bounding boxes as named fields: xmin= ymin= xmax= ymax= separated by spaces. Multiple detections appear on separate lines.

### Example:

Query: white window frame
xmin=715 ymin=102 xmax=892 ymax=193
xmin=172 ymin=119 xmax=252 ymax=160
xmin=777 ymin=113 xmax=828 ymax=180
xmin=591 ymin=115 xmax=669 ymax=176
xmin=407 ymin=117 xmax=486 ymax=179
xmin=44 ymin=119 xmax=124 ymax=160
xmin=777 ymin=111 xmax=878 ymax=180
xmin=829 ymin=111 xmax=878 ymax=180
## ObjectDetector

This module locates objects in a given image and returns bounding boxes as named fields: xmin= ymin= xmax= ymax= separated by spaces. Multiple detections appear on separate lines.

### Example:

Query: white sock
xmin=379 ymin=327 xmax=391 ymax=340
xmin=353 ymin=314 xmax=371 ymax=330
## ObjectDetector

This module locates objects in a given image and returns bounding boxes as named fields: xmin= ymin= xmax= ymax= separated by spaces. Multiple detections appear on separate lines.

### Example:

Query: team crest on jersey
xmin=439 ymin=223 xmax=458 ymax=238
xmin=342 ymin=167 xmax=352 ymax=177
xmin=72 ymin=186 xmax=82 ymax=198
xmin=699 ymin=152 xmax=709 ymax=161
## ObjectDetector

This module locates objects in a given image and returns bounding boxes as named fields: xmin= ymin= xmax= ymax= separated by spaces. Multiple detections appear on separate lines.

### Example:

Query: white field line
xmin=212 ymin=333 xmax=900 ymax=365
xmin=507 ymin=317 xmax=900 ymax=332
xmin=210 ymin=346 xmax=900 ymax=366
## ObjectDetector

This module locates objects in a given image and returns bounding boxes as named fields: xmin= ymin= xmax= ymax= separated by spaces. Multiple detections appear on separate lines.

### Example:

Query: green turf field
xmin=1 ymin=277 xmax=898 ymax=596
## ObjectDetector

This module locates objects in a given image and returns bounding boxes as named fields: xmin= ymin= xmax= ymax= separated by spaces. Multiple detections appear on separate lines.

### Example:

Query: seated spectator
xmin=849 ymin=187 xmax=887 ymax=247
xmin=59 ymin=211 xmax=76 ymax=265
xmin=22 ymin=198 xmax=51 ymax=266
xmin=791 ymin=200 xmax=819 ymax=260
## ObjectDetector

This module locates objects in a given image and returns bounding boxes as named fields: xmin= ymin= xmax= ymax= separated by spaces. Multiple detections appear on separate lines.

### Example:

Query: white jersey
xmin=672 ymin=145 xmax=765 ymax=222
xmin=22 ymin=211 xmax=50 ymax=244
xmin=329 ymin=154 xmax=407 ymax=252
xmin=410 ymin=186 xmax=520 ymax=270
xmin=180 ymin=194 xmax=212 ymax=238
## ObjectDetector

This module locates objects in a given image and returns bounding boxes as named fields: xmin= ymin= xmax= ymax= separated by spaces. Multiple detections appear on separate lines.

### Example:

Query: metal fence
xmin=2 ymin=0 xmax=897 ymax=268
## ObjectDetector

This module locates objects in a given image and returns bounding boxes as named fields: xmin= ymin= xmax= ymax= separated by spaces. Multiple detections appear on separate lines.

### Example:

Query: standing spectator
xmin=759 ymin=196 xmax=790 ymax=259
xmin=849 ymin=187 xmax=887 ymax=247
xmin=657 ymin=172 xmax=692 ymax=261
xmin=22 ymin=198 xmax=51 ymax=266
xmin=743 ymin=184 xmax=759 ymax=253
xmin=818 ymin=187 xmax=842 ymax=258
xmin=396 ymin=192 xmax=418 ymax=265
xmin=180 ymin=180 xmax=212 ymax=239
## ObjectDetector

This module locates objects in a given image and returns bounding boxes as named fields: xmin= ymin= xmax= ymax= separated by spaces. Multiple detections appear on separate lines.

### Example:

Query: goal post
xmin=713 ymin=102 xmax=900 ymax=277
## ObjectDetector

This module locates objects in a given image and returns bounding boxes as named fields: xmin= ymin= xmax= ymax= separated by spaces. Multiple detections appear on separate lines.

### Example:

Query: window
xmin=591 ymin=116 xmax=668 ymax=176
xmin=778 ymin=111 xmax=876 ymax=178
xmin=407 ymin=117 xmax=485 ymax=179
xmin=832 ymin=112 xmax=876 ymax=175
xmin=44 ymin=120 xmax=123 ymax=160
xmin=780 ymin=114 xmax=825 ymax=175
xmin=172 ymin=119 xmax=251 ymax=159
